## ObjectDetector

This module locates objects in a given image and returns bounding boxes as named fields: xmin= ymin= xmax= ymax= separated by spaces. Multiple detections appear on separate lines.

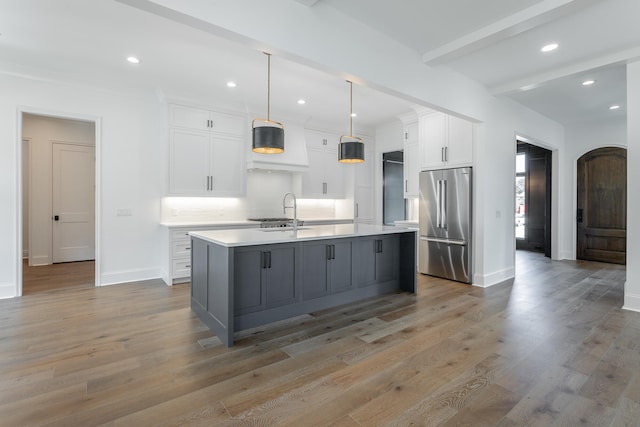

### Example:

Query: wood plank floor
xmin=1 ymin=251 xmax=637 ymax=426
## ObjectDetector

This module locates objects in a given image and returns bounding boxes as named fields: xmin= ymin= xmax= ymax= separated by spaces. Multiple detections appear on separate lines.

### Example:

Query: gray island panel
xmin=190 ymin=224 xmax=416 ymax=346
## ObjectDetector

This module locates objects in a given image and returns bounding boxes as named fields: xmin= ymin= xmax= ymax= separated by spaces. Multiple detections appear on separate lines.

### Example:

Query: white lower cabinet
xmin=168 ymin=224 xmax=258 ymax=284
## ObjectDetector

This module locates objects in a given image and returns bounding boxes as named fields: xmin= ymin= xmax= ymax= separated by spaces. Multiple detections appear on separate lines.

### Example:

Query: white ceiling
xmin=1 ymin=0 xmax=638 ymax=128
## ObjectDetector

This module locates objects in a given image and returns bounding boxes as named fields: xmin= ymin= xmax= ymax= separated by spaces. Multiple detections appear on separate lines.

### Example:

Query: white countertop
xmin=393 ymin=220 xmax=419 ymax=228
xmin=190 ymin=223 xmax=416 ymax=247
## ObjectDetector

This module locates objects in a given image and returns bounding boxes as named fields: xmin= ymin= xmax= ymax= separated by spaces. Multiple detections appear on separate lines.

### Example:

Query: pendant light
xmin=252 ymin=52 xmax=284 ymax=154
xmin=338 ymin=80 xmax=364 ymax=163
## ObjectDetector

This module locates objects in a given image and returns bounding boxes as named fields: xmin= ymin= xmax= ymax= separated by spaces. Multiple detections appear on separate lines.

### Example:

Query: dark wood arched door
xmin=577 ymin=147 xmax=626 ymax=264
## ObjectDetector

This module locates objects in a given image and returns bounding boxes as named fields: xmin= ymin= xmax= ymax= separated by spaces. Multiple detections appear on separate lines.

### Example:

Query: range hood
xmin=246 ymin=121 xmax=309 ymax=172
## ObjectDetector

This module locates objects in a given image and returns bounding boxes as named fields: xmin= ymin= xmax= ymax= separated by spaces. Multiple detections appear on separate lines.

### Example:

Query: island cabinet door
xmin=356 ymin=235 xmax=400 ymax=287
xmin=234 ymin=248 xmax=266 ymax=315
xmin=301 ymin=241 xmax=330 ymax=300
xmin=329 ymin=239 xmax=354 ymax=294
xmin=265 ymin=244 xmax=299 ymax=309
xmin=355 ymin=237 xmax=377 ymax=287
xmin=376 ymin=235 xmax=399 ymax=283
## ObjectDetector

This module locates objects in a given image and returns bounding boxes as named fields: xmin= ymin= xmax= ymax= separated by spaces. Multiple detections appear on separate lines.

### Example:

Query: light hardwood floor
xmin=1 ymin=251 xmax=637 ymax=426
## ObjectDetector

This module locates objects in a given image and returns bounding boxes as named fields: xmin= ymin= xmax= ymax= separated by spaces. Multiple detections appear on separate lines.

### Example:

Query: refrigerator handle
xmin=441 ymin=180 xmax=447 ymax=229
xmin=436 ymin=180 xmax=441 ymax=228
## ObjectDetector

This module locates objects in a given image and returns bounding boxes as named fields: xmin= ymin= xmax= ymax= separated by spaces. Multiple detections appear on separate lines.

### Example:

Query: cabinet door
xmin=355 ymin=186 xmax=373 ymax=222
xmin=301 ymin=242 xmax=330 ymax=300
xmin=322 ymin=149 xmax=345 ymax=198
xmin=191 ymin=238 xmax=209 ymax=308
xmin=404 ymin=121 xmax=418 ymax=144
xmin=404 ymin=141 xmax=419 ymax=198
xmin=376 ymin=235 xmax=399 ymax=283
xmin=446 ymin=115 xmax=473 ymax=167
xmin=234 ymin=248 xmax=265 ymax=315
xmin=354 ymin=149 xmax=373 ymax=187
xmin=211 ymin=136 xmax=245 ymax=196
xmin=169 ymin=128 xmax=211 ymax=195
xmin=265 ymin=245 xmax=298 ymax=309
xmin=300 ymin=147 xmax=326 ymax=198
xmin=329 ymin=239 xmax=353 ymax=294
xmin=356 ymin=237 xmax=377 ymax=287
xmin=170 ymin=104 xmax=210 ymax=131
xmin=211 ymin=111 xmax=246 ymax=137
xmin=420 ymin=113 xmax=447 ymax=170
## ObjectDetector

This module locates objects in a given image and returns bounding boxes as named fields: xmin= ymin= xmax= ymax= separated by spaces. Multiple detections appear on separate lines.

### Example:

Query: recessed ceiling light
xmin=540 ymin=43 xmax=558 ymax=53
xmin=127 ymin=56 xmax=140 ymax=64
xmin=226 ymin=81 xmax=237 ymax=88
xmin=351 ymin=113 xmax=357 ymax=117
xmin=609 ymin=105 xmax=621 ymax=110
xmin=297 ymin=99 xmax=306 ymax=105
xmin=582 ymin=80 xmax=596 ymax=86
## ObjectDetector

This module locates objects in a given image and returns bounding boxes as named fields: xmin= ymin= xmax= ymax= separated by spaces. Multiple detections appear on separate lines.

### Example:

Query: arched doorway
xmin=576 ymin=147 xmax=627 ymax=264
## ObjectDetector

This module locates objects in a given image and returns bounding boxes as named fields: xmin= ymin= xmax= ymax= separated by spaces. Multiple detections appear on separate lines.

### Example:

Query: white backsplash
xmin=161 ymin=169 xmax=348 ymax=222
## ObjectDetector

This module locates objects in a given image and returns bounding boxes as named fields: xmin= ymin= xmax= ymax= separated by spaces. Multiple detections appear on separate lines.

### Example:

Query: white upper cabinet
xmin=420 ymin=112 xmax=473 ymax=170
xmin=300 ymin=130 xmax=345 ymax=199
xmin=168 ymin=104 xmax=246 ymax=196
xmin=170 ymin=104 xmax=245 ymax=136
xmin=403 ymin=140 xmax=419 ymax=198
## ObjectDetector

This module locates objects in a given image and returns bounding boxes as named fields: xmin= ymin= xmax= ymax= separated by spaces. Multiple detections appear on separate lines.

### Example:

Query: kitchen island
xmin=190 ymin=224 xmax=417 ymax=346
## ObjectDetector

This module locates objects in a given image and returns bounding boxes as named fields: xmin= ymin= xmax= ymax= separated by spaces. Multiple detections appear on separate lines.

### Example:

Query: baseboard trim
xmin=0 ymin=283 xmax=17 ymax=299
xmin=472 ymin=267 xmax=515 ymax=288
xmin=100 ymin=268 xmax=164 ymax=287
xmin=622 ymin=290 xmax=640 ymax=312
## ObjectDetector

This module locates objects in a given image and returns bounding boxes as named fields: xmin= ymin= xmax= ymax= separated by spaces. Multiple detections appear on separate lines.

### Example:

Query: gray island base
xmin=190 ymin=224 xmax=417 ymax=346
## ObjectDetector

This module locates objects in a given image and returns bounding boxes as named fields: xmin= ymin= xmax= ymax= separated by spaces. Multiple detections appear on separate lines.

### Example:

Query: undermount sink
xmin=257 ymin=227 xmax=311 ymax=232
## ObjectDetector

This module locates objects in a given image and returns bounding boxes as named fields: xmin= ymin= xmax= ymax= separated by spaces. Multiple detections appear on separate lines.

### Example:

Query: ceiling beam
xmin=422 ymin=0 xmax=600 ymax=66
xmin=489 ymin=45 xmax=640 ymax=96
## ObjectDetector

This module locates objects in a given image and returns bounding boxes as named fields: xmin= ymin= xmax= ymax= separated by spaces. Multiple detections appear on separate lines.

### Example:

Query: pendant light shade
xmin=338 ymin=80 xmax=364 ymax=163
xmin=253 ymin=52 xmax=284 ymax=154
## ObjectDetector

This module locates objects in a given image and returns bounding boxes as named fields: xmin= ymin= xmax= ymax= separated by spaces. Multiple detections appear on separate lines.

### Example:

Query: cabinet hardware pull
xmin=185 ymin=264 xmax=190 ymax=268
xmin=445 ymin=146 xmax=448 ymax=162
xmin=405 ymin=132 xmax=408 ymax=140
xmin=332 ymin=245 xmax=336 ymax=259
xmin=186 ymin=247 xmax=190 ymax=250
xmin=355 ymin=203 xmax=359 ymax=218
xmin=327 ymin=245 xmax=332 ymax=260
xmin=267 ymin=251 xmax=272 ymax=269
xmin=441 ymin=147 xmax=445 ymax=162
xmin=405 ymin=180 xmax=408 ymax=193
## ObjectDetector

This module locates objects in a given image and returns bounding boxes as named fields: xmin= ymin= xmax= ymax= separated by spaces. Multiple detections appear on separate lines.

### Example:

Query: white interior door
xmin=52 ymin=142 xmax=95 ymax=263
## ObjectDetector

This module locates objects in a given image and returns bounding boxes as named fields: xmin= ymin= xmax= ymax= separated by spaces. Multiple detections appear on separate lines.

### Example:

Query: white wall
xmin=0 ymin=73 xmax=166 ymax=298
xmin=625 ymin=61 xmax=640 ymax=312
xmin=22 ymin=115 xmax=95 ymax=266
xmin=560 ymin=116 xmax=627 ymax=260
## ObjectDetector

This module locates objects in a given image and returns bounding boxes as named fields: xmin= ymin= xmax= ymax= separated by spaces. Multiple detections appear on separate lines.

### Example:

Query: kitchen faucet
xmin=283 ymin=192 xmax=298 ymax=229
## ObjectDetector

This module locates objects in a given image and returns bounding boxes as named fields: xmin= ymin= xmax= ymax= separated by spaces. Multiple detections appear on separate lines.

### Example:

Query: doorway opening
xmin=20 ymin=112 xmax=97 ymax=295
xmin=515 ymin=141 xmax=552 ymax=256
xmin=382 ymin=151 xmax=405 ymax=225
xmin=576 ymin=147 xmax=627 ymax=264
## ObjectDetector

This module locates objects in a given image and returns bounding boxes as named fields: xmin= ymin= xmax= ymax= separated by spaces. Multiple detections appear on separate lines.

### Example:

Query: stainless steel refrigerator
xmin=418 ymin=167 xmax=472 ymax=283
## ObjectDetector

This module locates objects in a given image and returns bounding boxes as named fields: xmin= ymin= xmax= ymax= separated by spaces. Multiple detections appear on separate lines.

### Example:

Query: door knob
xmin=577 ymin=208 xmax=583 ymax=223
xmin=53 ymin=215 xmax=59 ymax=221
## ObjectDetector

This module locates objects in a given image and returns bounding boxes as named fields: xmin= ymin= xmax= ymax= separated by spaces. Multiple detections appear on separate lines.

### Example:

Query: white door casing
xmin=52 ymin=142 xmax=95 ymax=263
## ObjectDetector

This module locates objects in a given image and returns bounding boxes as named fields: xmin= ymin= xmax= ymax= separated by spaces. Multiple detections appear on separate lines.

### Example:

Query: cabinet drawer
xmin=172 ymin=241 xmax=192 ymax=257
xmin=172 ymin=229 xmax=192 ymax=240
xmin=173 ymin=258 xmax=191 ymax=279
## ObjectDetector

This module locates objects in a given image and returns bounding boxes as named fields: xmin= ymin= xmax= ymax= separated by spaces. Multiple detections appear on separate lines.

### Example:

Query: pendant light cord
xmin=349 ymin=80 xmax=353 ymax=136
xmin=266 ymin=52 xmax=271 ymax=121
